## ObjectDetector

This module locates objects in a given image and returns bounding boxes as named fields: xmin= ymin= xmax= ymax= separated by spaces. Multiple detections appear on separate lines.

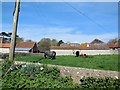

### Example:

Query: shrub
xmin=80 ymin=77 xmax=120 ymax=89
xmin=0 ymin=53 xmax=9 ymax=59
xmin=2 ymin=59 xmax=13 ymax=76
xmin=15 ymin=52 xmax=30 ymax=56
xmin=2 ymin=61 xmax=120 ymax=89
xmin=2 ymin=64 xmax=78 ymax=88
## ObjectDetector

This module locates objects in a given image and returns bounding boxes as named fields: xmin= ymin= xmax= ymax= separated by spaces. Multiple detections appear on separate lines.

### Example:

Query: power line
xmin=63 ymin=1 xmax=106 ymax=30
xmin=33 ymin=2 xmax=106 ymax=31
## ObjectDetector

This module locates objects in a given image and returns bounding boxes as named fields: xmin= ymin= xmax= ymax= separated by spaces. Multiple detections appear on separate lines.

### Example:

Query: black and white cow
xmin=44 ymin=51 xmax=56 ymax=60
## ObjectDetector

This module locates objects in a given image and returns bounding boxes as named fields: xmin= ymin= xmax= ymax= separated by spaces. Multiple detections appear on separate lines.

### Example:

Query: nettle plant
xmin=2 ymin=60 xmax=120 ymax=89
xmin=2 ymin=63 xmax=77 ymax=88
xmin=80 ymin=77 xmax=120 ymax=89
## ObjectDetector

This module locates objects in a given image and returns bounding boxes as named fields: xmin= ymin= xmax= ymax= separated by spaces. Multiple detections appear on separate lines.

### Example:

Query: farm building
xmin=60 ymin=43 xmax=80 ymax=46
xmin=108 ymin=43 xmax=120 ymax=50
xmin=15 ymin=42 xmax=38 ymax=53
xmin=0 ymin=43 xmax=10 ymax=53
xmin=107 ymin=43 xmax=120 ymax=54
xmin=50 ymin=39 xmax=118 ymax=55
xmin=50 ymin=43 xmax=113 ymax=55
xmin=90 ymin=38 xmax=104 ymax=44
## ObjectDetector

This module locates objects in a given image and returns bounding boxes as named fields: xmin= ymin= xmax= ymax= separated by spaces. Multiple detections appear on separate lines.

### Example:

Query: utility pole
xmin=9 ymin=0 xmax=20 ymax=61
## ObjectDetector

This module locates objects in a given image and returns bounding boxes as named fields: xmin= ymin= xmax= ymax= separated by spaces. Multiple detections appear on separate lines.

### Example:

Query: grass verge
xmin=14 ymin=54 xmax=119 ymax=71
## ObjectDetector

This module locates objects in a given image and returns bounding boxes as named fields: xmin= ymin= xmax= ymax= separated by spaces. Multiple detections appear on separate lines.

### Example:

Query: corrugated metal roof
xmin=15 ymin=48 xmax=31 ymax=51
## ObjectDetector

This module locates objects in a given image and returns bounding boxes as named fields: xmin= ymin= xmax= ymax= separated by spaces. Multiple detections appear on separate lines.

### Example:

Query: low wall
xmin=30 ymin=53 xmax=44 ymax=56
xmin=0 ymin=48 xmax=9 ymax=53
xmin=1 ymin=48 xmax=119 ymax=55
xmin=55 ymin=65 xmax=119 ymax=83
xmin=15 ymin=51 xmax=29 ymax=53
xmin=51 ymin=49 xmax=118 ymax=55
xmin=14 ymin=61 xmax=119 ymax=84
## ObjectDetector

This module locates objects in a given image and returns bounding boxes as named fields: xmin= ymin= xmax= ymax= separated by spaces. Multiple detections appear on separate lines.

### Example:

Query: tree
xmin=66 ymin=41 xmax=70 ymax=45
xmin=38 ymin=38 xmax=51 ymax=50
xmin=8 ymin=32 xmax=19 ymax=43
xmin=7 ymin=32 xmax=19 ymax=37
xmin=7 ymin=32 xmax=23 ymax=43
xmin=16 ymin=37 xmax=24 ymax=43
xmin=0 ymin=32 xmax=20 ymax=43
xmin=0 ymin=32 xmax=9 ymax=43
xmin=0 ymin=32 xmax=9 ymax=37
xmin=25 ymin=39 xmax=34 ymax=42
xmin=57 ymin=40 xmax=64 ymax=46
xmin=108 ymin=38 xmax=120 ymax=44
xmin=51 ymin=39 xmax=57 ymax=46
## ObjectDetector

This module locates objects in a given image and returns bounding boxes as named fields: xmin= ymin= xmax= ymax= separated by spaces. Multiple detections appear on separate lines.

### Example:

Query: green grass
xmin=14 ymin=54 xmax=119 ymax=71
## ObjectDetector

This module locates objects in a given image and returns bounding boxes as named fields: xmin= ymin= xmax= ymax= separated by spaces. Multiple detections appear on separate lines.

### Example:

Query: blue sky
xmin=2 ymin=2 xmax=118 ymax=43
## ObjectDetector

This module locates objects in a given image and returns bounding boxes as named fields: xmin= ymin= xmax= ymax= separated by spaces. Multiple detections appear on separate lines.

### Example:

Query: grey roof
xmin=15 ymin=48 xmax=31 ymax=51
xmin=89 ymin=43 xmax=109 ymax=50
xmin=91 ymin=39 xmax=104 ymax=44
xmin=60 ymin=43 xmax=69 ymax=46
xmin=70 ymin=43 xmax=80 ymax=46
xmin=60 ymin=43 xmax=80 ymax=46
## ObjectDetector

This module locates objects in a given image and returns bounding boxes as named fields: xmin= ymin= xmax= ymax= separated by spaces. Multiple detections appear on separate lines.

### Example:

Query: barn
xmin=15 ymin=42 xmax=38 ymax=53
xmin=0 ymin=43 xmax=10 ymax=53
xmin=50 ymin=39 xmax=118 ymax=55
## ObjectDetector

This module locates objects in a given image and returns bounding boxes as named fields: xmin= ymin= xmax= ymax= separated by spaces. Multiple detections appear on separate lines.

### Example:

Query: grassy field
xmin=14 ymin=54 xmax=119 ymax=71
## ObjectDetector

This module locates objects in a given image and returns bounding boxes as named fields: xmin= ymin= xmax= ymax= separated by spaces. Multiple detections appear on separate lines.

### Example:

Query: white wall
xmin=51 ymin=49 xmax=119 ymax=56
xmin=15 ymin=51 xmax=29 ymax=53
xmin=0 ymin=48 xmax=9 ymax=53
xmin=0 ymin=48 xmax=30 ymax=54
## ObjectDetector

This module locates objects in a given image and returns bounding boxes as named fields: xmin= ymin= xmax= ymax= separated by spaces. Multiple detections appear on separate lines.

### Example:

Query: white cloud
xmin=2 ymin=24 xmax=118 ymax=43
xmin=16 ymin=25 xmax=117 ymax=43
xmin=39 ymin=27 xmax=74 ymax=34
xmin=43 ymin=32 xmax=117 ymax=43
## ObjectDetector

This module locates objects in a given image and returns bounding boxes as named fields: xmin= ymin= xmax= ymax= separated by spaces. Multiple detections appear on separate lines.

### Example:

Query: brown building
xmin=15 ymin=42 xmax=38 ymax=53
xmin=107 ymin=43 xmax=120 ymax=50
xmin=0 ymin=43 xmax=10 ymax=53
xmin=50 ymin=43 xmax=109 ymax=50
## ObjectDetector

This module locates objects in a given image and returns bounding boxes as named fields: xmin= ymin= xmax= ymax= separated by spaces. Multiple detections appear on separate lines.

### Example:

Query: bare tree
xmin=108 ymin=38 xmax=119 ymax=44
xmin=0 ymin=32 xmax=9 ymax=43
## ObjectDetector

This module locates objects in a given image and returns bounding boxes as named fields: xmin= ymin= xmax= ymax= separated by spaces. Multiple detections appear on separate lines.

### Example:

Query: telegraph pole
xmin=9 ymin=0 xmax=20 ymax=61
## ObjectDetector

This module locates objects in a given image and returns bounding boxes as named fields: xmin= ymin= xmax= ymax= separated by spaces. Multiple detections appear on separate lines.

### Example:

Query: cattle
xmin=44 ymin=51 xmax=56 ymax=60
xmin=80 ymin=54 xmax=88 ymax=58
xmin=0 ymin=53 xmax=9 ymax=59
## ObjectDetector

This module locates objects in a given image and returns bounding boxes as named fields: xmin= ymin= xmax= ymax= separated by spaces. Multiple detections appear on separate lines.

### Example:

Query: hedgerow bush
xmin=2 ymin=59 xmax=13 ymax=75
xmin=0 ymin=53 xmax=9 ymax=59
xmin=2 ymin=60 xmax=120 ymax=89
xmin=80 ymin=77 xmax=120 ymax=89
xmin=15 ymin=52 xmax=30 ymax=56
xmin=2 ymin=63 xmax=80 ymax=89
